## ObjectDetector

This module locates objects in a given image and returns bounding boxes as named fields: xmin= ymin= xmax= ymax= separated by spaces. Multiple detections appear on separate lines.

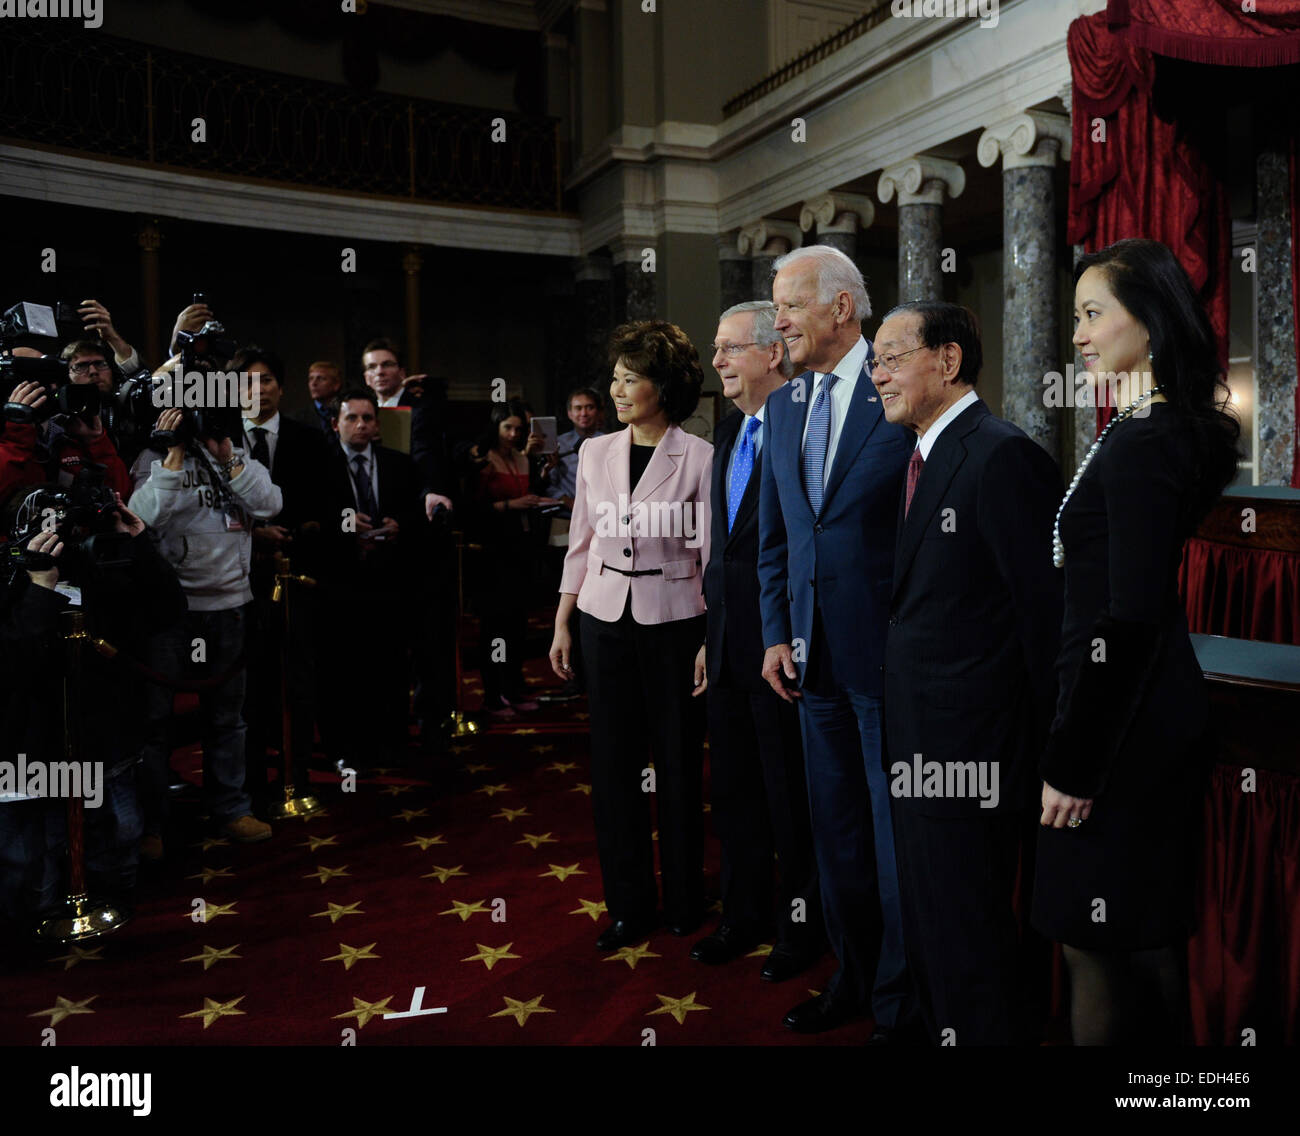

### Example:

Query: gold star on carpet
xmin=49 ymin=945 xmax=104 ymax=970
xmin=304 ymin=864 xmax=351 ymax=885
xmin=531 ymin=745 xmax=556 ymax=755
xmin=462 ymin=762 xmax=492 ymax=773
xmin=333 ymin=995 xmax=394 ymax=1028
xmin=192 ymin=901 xmax=238 ymax=923
xmin=708 ymin=899 xmax=723 ymax=914
xmin=187 ymin=866 xmax=235 ymax=885
xmin=380 ymin=784 xmax=413 ymax=796
xmin=573 ymin=711 xmax=589 ymax=720
xmin=539 ymin=863 xmax=586 ymax=882
xmin=421 ymin=864 xmax=467 ymax=883
xmin=311 ymin=901 xmax=364 ymax=923
xmin=29 ymin=995 xmax=97 ymax=1025
xmin=370 ymin=767 xmax=397 ymax=776
xmin=322 ymin=942 xmax=380 ymax=970
xmin=604 ymin=942 xmax=659 ymax=970
xmin=651 ymin=830 xmax=658 ymax=841
xmin=648 ymin=991 xmax=710 ymax=1025
xmin=807 ymin=988 xmax=821 ymax=997
xmin=439 ymin=899 xmax=491 ymax=921
xmin=394 ymin=808 xmax=429 ymax=822
xmin=511 ymin=727 xmax=538 ymax=736
xmin=475 ymin=783 xmax=510 ymax=797
xmin=515 ymin=832 xmax=557 ymax=849
xmin=489 ymin=994 xmax=554 ymax=1027
xmin=545 ymin=760 xmax=577 ymax=773
xmin=462 ymin=942 xmax=521 ymax=970
xmin=191 ymin=837 xmax=229 ymax=851
xmin=179 ymin=996 xmax=246 ymax=1029
xmin=182 ymin=944 xmax=242 ymax=971
xmin=571 ymin=782 xmax=591 ymax=796
xmin=300 ymin=834 xmax=338 ymax=852
xmin=493 ymin=806 xmax=529 ymax=822
xmin=450 ymin=744 xmax=473 ymax=755
xmin=569 ymin=898 xmax=607 ymax=921
xmin=702 ymin=803 xmax=712 ymax=813
xmin=747 ymin=943 xmax=774 ymax=958
xmin=404 ymin=834 xmax=446 ymax=850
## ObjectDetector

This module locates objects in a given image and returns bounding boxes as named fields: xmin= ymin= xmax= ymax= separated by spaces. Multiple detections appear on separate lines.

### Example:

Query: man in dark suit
xmin=757 ymin=245 xmax=913 ymax=1036
xmin=235 ymin=346 xmax=334 ymax=814
xmin=292 ymin=360 xmax=342 ymax=438
xmin=873 ymin=301 xmax=1062 ymax=1045
xmin=323 ymin=386 xmax=428 ymax=769
xmin=692 ymin=301 xmax=824 ymax=982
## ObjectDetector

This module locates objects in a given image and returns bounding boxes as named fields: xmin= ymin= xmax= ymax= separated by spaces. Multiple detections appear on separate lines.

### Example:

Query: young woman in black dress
xmin=1033 ymin=238 xmax=1240 ymax=1045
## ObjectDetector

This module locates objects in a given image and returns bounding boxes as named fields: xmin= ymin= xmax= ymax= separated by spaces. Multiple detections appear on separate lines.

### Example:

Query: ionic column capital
xmin=799 ymin=191 xmax=875 ymax=235
xmin=977 ymin=111 xmax=1071 ymax=170
xmin=737 ymin=218 xmax=801 ymax=257
xmin=877 ymin=156 xmax=966 ymax=207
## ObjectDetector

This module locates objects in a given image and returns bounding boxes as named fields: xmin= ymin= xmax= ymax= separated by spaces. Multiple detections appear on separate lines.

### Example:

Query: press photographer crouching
xmin=127 ymin=341 xmax=283 ymax=856
xmin=0 ymin=479 xmax=183 ymax=933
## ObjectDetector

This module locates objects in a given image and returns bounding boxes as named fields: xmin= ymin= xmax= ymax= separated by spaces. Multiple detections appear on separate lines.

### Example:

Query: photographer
xmin=128 ymin=398 xmax=283 ymax=853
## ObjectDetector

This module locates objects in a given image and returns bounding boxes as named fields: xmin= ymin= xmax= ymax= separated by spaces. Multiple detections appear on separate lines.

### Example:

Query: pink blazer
xmin=560 ymin=424 xmax=713 ymax=625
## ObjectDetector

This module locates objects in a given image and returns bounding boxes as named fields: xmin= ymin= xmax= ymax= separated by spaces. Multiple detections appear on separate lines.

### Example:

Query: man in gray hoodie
xmin=130 ymin=406 xmax=284 ymax=854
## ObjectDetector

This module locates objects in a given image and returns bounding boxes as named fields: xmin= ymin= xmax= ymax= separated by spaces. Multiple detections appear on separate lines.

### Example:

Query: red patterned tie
xmin=904 ymin=447 xmax=924 ymax=518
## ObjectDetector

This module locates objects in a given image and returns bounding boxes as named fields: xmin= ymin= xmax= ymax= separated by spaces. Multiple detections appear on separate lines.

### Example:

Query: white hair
xmin=772 ymin=244 xmax=871 ymax=322
xmin=719 ymin=300 xmax=795 ymax=378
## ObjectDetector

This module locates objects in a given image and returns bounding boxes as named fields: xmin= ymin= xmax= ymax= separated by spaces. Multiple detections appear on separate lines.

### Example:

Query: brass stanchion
xmin=267 ymin=551 xmax=322 ymax=819
xmin=36 ymin=610 xmax=129 ymax=942
xmin=441 ymin=531 xmax=480 ymax=739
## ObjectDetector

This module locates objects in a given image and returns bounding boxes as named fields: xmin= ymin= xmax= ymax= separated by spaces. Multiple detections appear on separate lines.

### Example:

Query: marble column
xmin=136 ymin=218 xmax=162 ymax=359
xmin=1257 ymin=147 xmax=1297 ymax=486
xmin=402 ymin=245 xmax=423 ymax=373
xmin=737 ymin=219 xmax=801 ymax=300
xmin=877 ymin=157 xmax=965 ymax=303
xmin=575 ymin=252 xmax=613 ymax=391
xmin=799 ymin=191 xmax=875 ymax=274
xmin=612 ymin=238 xmax=657 ymax=323
xmin=717 ymin=231 xmax=750 ymax=311
xmin=978 ymin=111 xmax=1071 ymax=459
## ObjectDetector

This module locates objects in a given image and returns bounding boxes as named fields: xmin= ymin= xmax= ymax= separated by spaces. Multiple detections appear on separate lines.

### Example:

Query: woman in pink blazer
xmin=549 ymin=321 xmax=713 ymax=951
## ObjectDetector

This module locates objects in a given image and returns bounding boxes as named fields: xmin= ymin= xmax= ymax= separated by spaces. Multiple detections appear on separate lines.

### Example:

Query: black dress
xmin=1031 ymin=402 xmax=1211 ymax=950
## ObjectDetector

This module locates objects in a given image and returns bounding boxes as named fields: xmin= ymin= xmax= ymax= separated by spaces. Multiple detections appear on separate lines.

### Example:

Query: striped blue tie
xmin=727 ymin=416 xmax=761 ymax=532
xmin=802 ymin=374 xmax=839 ymax=515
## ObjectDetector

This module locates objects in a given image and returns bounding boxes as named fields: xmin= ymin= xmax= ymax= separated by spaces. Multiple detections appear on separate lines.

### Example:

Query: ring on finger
xmin=1067 ymin=816 xmax=1083 ymax=829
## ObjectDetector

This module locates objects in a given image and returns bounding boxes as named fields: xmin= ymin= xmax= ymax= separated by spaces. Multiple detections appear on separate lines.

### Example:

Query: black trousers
xmin=707 ymin=667 xmax=823 ymax=951
xmin=580 ymin=603 xmax=706 ymax=925
xmin=893 ymin=806 xmax=1045 ymax=1045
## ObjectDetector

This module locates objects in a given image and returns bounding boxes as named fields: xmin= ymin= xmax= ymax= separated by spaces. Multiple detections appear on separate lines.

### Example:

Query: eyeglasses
xmin=870 ymin=346 xmax=928 ymax=374
xmin=69 ymin=359 xmax=109 ymax=374
xmin=710 ymin=342 xmax=759 ymax=356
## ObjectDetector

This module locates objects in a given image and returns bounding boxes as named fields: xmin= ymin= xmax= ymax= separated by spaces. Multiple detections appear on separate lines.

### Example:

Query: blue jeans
xmin=798 ymin=686 xmax=909 ymax=1027
xmin=139 ymin=606 xmax=252 ymax=830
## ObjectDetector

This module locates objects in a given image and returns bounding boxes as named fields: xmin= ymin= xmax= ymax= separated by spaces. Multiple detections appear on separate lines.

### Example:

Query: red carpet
xmin=0 ymin=643 xmax=864 ymax=1047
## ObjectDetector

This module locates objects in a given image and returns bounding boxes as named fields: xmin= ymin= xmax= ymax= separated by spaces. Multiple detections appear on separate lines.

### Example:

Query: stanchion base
xmin=268 ymin=794 xmax=323 ymax=820
xmin=36 ymin=893 xmax=129 ymax=943
xmin=442 ymin=711 xmax=480 ymax=738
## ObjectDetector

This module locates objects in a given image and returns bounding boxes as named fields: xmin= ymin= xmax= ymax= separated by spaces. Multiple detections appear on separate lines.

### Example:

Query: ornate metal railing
xmin=723 ymin=0 xmax=895 ymax=118
xmin=0 ymin=24 xmax=563 ymax=211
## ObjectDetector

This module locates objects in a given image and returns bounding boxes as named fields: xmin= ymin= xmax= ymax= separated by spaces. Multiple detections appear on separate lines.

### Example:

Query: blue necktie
xmin=802 ymin=374 xmax=839 ymax=515
xmin=727 ymin=416 xmax=762 ymax=532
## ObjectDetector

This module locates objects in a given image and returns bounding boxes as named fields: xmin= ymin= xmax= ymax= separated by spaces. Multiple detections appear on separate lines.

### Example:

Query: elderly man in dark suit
xmin=691 ymin=301 xmax=824 ymax=982
xmin=873 ymin=300 xmax=1062 ymax=1045
xmin=757 ymin=245 xmax=913 ymax=1037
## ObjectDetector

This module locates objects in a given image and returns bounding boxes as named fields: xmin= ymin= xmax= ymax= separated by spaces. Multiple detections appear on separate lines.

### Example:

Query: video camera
xmin=5 ymin=466 xmax=133 ymax=585
xmin=0 ymin=302 xmax=82 ymax=432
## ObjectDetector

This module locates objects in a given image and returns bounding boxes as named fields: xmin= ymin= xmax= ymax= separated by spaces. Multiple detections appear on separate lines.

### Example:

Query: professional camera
xmin=5 ymin=468 xmax=133 ymax=585
xmin=0 ymin=301 xmax=73 ymax=432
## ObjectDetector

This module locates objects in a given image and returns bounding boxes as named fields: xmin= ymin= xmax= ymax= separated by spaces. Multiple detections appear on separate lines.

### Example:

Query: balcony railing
xmin=0 ymin=24 xmax=563 ymax=212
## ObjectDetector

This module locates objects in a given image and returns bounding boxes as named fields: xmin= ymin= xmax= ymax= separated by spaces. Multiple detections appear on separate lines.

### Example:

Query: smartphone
xmin=530 ymin=415 xmax=558 ymax=454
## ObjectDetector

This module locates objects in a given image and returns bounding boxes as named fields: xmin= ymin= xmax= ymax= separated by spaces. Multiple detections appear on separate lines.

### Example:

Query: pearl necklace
xmin=1052 ymin=386 xmax=1162 ymax=568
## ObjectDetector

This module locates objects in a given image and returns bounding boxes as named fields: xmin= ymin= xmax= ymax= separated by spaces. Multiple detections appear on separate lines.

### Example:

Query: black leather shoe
xmin=596 ymin=916 xmax=658 ymax=951
xmin=782 ymin=991 xmax=865 ymax=1034
xmin=689 ymin=923 xmax=759 ymax=965
xmin=760 ymin=943 xmax=820 ymax=983
xmin=666 ymin=911 xmax=705 ymax=937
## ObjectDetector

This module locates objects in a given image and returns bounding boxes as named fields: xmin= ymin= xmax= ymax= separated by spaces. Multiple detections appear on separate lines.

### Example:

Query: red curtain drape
xmin=1067 ymin=13 xmax=1232 ymax=435
xmin=1109 ymin=0 xmax=1300 ymax=67
xmin=1180 ymin=539 xmax=1300 ymax=644
xmin=1190 ymin=763 xmax=1300 ymax=1045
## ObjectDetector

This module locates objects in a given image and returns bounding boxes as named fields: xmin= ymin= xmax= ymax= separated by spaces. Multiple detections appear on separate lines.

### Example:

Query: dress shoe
xmin=222 ymin=815 xmax=272 ymax=844
xmin=596 ymin=916 xmax=658 ymax=951
xmin=760 ymin=943 xmax=819 ymax=983
xmin=782 ymin=991 xmax=865 ymax=1034
xmin=689 ymin=923 xmax=759 ymax=965
xmin=667 ymin=912 xmax=705 ymax=937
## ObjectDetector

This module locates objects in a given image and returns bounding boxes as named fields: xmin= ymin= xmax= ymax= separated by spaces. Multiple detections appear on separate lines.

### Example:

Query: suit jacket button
xmin=814 ymin=524 xmax=824 ymax=534
xmin=888 ymin=616 xmax=898 ymax=626
xmin=623 ymin=548 xmax=632 ymax=557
